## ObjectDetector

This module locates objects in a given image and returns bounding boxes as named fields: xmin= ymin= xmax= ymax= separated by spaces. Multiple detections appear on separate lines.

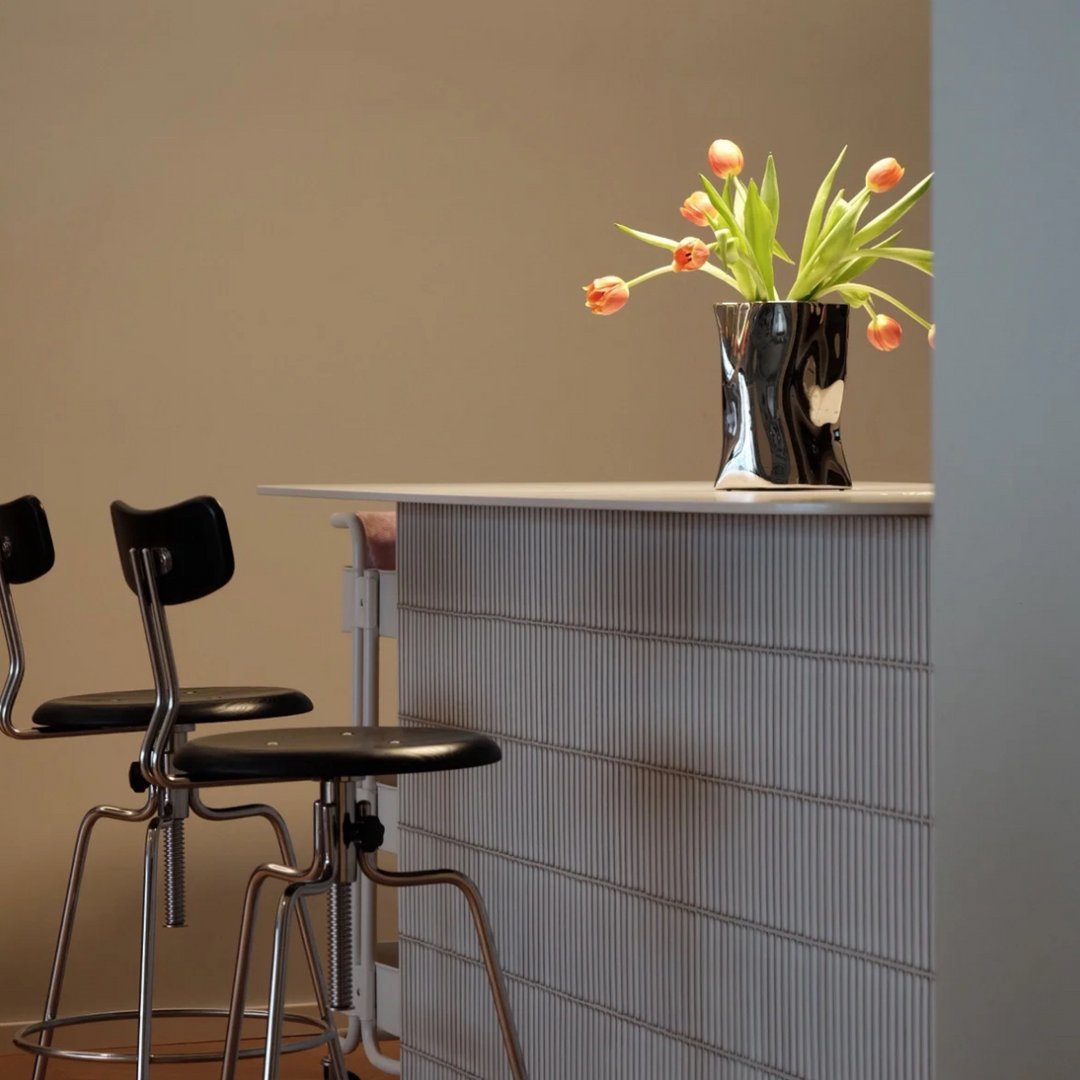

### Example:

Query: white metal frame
xmin=330 ymin=513 xmax=401 ymax=1075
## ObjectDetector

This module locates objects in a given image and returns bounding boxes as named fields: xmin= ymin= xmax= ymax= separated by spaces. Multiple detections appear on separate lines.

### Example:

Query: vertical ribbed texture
xmin=397 ymin=505 xmax=932 ymax=1080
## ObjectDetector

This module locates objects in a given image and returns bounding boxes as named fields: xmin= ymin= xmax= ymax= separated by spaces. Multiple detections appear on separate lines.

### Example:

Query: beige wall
xmin=0 ymin=0 xmax=929 ymax=1029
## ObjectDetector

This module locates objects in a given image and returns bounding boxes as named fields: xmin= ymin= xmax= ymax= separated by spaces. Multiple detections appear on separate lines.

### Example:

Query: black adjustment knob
xmin=129 ymin=761 xmax=150 ymax=793
xmin=323 ymin=1063 xmax=362 ymax=1080
xmin=344 ymin=813 xmax=385 ymax=853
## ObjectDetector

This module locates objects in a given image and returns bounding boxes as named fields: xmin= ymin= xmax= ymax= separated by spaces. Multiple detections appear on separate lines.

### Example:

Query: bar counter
xmin=261 ymin=481 xmax=934 ymax=1080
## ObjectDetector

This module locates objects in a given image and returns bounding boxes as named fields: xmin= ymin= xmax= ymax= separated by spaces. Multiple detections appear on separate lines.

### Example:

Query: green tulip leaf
xmin=851 ymin=174 xmax=933 ymax=247
xmin=816 ymin=254 xmax=876 ymax=294
xmin=817 ymin=232 xmax=902 ymax=290
xmin=869 ymin=246 xmax=934 ymax=275
xmin=701 ymin=175 xmax=767 ymax=297
xmin=820 ymin=190 xmax=848 ymax=237
xmin=837 ymin=285 xmax=871 ymax=308
xmin=798 ymin=146 xmax=846 ymax=272
xmin=615 ymin=224 xmax=679 ymax=251
xmin=731 ymin=260 xmax=757 ymax=297
xmin=818 ymin=235 xmax=933 ymax=293
xmin=870 ymin=230 xmax=904 ymax=249
xmin=789 ymin=190 xmax=870 ymax=299
xmin=761 ymin=154 xmax=780 ymax=227
xmin=848 ymin=284 xmax=933 ymax=330
xmin=733 ymin=177 xmax=748 ymax=230
xmin=702 ymin=176 xmax=739 ymax=232
xmin=773 ymin=237 xmax=795 ymax=264
xmin=698 ymin=261 xmax=742 ymax=290
xmin=743 ymin=180 xmax=776 ymax=299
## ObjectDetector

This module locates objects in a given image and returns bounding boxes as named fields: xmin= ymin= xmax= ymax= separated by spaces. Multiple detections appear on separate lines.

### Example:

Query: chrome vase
xmin=714 ymin=301 xmax=852 ymax=489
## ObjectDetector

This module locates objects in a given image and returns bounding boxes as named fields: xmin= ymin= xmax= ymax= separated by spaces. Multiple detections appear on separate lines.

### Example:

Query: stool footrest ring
xmin=14 ymin=1007 xmax=334 ymax=1064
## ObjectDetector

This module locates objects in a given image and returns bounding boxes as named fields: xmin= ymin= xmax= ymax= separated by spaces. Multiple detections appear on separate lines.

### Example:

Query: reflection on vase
xmin=714 ymin=302 xmax=852 ymax=489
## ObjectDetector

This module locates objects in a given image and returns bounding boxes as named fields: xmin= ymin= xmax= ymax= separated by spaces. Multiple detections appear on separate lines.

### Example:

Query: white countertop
xmin=257 ymin=481 xmax=933 ymax=516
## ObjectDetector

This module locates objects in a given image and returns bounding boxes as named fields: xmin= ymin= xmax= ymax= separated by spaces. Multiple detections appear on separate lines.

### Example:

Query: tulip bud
xmin=680 ymin=191 xmax=715 ymax=227
xmin=708 ymin=139 xmax=744 ymax=179
xmin=867 ymin=314 xmax=903 ymax=351
xmin=928 ymin=324 xmax=936 ymax=349
xmin=866 ymin=157 xmax=905 ymax=193
xmin=583 ymin=276 xmax=630 ymax=315
xmin=672 ymin=237 xmax=710 ymax=273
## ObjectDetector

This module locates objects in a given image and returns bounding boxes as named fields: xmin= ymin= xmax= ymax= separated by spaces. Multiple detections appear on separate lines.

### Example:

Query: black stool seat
xmin=32 ymin=686 xmax=313 ymax=732
xmin=173 ymin=726 xmax=501 ymax=783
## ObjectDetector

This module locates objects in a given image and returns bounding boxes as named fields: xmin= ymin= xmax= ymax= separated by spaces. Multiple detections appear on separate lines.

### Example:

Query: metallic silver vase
xmin=714 ymin=301 xmax=852 ymax=489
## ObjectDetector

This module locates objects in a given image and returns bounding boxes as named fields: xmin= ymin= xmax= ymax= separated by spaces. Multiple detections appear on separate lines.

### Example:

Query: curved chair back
xmin=110 ymin=496 xmax=235 ymax=787
xmin=111 ymin=497 xmax=234 ymax=605
xmin=0 ymin=496 xmax=55 ymax=737
xmin=0 ymin=496 xmax=55 ymax=586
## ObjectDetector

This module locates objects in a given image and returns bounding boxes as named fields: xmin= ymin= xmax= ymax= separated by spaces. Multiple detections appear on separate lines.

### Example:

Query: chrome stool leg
xmin=220 ymin=793 xmax=344 ymax=1080
xmin=191 ymin=793 xmax=341 ymax=1029
xmin=359 ymin=850 xmax=529 ymax=1080
xmin=263 ymin=877 xmax=339 ymax=1080
xmin=31 ymin=793 xmax=158 ymax=1080
xmin=191 ymin=792 xmax=347 ymax=1080
xmin=136 ymin=813 xmax=164 ymax=1080
xmin=23 ymin=787 xmax=337 ymax=1076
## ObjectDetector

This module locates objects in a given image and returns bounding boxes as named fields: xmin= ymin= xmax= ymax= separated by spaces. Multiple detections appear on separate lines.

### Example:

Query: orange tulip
xmin=866 ymin=157 xmax=905 ymax=193
xmin=867 ymin=314 xmax=903 ymax=351
xmin=928 ymin=324 xmax=936 ymax=348
xmin=672 ymin=237 xmax=710 ymax=273
xmin=680 ymin=191 xmax=715 ymax=227
xmin=708 ymin=139 xmax=744 ymax=179
xmin=584 ymin=276 xmax=630 ymax=315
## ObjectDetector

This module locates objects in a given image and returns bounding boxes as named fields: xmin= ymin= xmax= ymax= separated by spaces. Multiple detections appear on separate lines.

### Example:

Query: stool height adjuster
xmin=343 ymin=812 xmax=386 ymax=853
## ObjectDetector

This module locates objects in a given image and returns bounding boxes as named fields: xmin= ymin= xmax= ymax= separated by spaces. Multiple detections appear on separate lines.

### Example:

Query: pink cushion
xmin=357 ymin=511 xmax=397 ymax=571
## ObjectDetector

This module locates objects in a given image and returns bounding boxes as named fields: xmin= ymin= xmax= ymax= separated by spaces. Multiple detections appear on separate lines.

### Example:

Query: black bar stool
xmin=0 ymin=496 xmax=338 ymax=1078
xmin=110 ymin=495 xmax=528 ymax=1080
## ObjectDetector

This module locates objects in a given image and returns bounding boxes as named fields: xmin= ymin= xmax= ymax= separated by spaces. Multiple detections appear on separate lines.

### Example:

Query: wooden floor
xmin=0 ymin=1039 xmax=400 ymax=1079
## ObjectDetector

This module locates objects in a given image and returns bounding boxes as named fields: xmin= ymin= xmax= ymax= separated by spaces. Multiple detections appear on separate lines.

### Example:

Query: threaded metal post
xmin=162 ymin=817 xmax=187 ymax=928
xmin=326 ymin=882 xmax=353 ymax=1010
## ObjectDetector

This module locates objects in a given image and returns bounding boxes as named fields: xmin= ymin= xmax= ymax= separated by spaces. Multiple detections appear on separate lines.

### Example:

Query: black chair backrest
xmin=0 ymin=496 xmax=55 ymax=585
xmin=110 ymin=497 xmax=234 ymax=605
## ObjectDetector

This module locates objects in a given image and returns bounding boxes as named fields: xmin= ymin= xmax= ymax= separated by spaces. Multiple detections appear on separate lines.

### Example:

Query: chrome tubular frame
xmin=3 ymin=548 xmax=341 ymax=1076
xmin=127 ymin=546 xmax=288 ymax=790
xmin=189 ymin=788 xmax=344 ymax=1063
xmin=16 ymin=1009 xmax=331 ymax=1066
xmin=222 ymin=772 xmax=530 ymax=1080
xmin=0 ymin=562 xmax=131 ymax=740
xmin=124 ymin=544 xmax=346 ymax=1078
xmin=358 ymin=848 xmax=529 ymax=1080
xmin=0 ymin=559 xmax=28 ymax=736
xmin=7 ymin=533 xmax=528 ymax=1078
xmin=220 ymin=784 xmax=348 ymax=1080
xmin=28 ymin=793 xmax=157 ymax=1080
xmin=17 ymin=785 xmax=341 ymax=1079
xmin=130 ymin=545 xmax=187 ymax=790
xmin=136 ymin=811 xmax=162 ymax=1080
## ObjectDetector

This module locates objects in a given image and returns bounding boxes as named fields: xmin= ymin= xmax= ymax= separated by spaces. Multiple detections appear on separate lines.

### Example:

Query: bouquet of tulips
xmin=584 ymin=139 xmax=934 ymax=351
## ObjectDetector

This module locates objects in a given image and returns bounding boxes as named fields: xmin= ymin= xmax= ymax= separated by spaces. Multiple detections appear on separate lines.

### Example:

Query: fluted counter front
xmin=260 ymin=482 xmax=934 ymax=1080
